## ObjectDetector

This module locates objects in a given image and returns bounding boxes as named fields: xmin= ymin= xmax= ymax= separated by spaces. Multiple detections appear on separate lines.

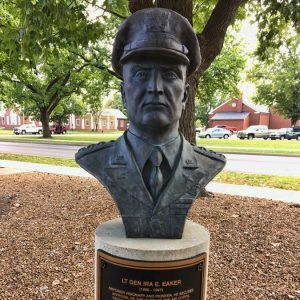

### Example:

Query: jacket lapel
xmin=104 ymin=136 xmax=153 ymax=209
xmin=153 ymin=138 xmax=205 ymax=214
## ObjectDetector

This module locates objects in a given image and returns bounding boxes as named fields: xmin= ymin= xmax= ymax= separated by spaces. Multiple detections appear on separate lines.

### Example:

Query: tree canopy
xmin=253 ymin=0 xmax=300 ymax=61
xmin=0 ymin=0 xmax=116 ymax=137
xmin=251 ymin=39 xmax=300 ymax=126
xmin=195 ymin=34 xmax=246 ymax=127
xmin=105 ymin=92 xmax=127 ymax=116
xmin=50 ymin=95 xmax=87 ymax=125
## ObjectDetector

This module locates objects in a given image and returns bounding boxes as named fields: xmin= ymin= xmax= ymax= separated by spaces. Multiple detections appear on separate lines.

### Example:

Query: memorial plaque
xmin=96 ymin=251 xmax=207 ymax=300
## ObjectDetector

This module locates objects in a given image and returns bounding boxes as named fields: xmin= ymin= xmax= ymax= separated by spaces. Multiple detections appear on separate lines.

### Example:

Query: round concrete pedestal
xmin=95 ymin=218 xmax=210 ymax=300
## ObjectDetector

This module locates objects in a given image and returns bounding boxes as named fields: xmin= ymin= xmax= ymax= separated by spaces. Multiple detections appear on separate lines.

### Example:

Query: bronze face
xmin=122 ymin=57 xmax=189 ymax=132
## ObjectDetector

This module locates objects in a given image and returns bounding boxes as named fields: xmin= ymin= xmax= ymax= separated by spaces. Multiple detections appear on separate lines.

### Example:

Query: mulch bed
xmin=0 ymin=173 xmax=299 ymax=300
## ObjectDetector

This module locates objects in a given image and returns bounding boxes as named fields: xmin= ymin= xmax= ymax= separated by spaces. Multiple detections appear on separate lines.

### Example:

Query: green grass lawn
xmin=0 ymin=131 xmax=123 ymax=145
xmin=215 ymin=171 xmax=300 ymax=191
xmin=0 ymin=129 xmax=12 ymax=135
xmin=67 ymin=129 xmax=121 ymax=134
xmin=1 ymin=152 xmax=299 ymax=191
xmin=196 ymin=138 xmax=300 ymax=155
xmin=0 ymin=152 xmax=77 ymax=167
xmin=1 ymin=131 xmax=299 ymax=155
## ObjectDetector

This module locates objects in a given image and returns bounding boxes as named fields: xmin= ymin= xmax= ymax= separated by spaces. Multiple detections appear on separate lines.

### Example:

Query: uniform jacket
xmin=75 ymin=132 xmax=226 ymax=238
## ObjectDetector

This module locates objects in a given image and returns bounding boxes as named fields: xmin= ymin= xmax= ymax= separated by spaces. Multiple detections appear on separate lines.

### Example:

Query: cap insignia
xmin=145 ymin=13 xmax=170 ymax=33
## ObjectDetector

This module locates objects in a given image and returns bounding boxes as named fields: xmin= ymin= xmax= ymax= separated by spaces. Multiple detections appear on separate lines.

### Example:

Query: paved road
xmin=224 ymin=154 xmax=300 ymax=177
xmin=1 ymin=141 xmax=300 ymax=177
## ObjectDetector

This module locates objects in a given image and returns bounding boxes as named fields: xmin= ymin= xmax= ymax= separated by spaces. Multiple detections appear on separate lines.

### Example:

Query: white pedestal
xmin=95 ymin=218 xmax=210 ymax=300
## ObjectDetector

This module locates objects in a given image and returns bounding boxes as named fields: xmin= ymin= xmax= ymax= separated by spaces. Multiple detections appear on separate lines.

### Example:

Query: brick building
xmin=66 ymin=109 xmax=127 ymax=131
xmin=208 ymin=96 xmax=300 ymax=130
xmin=0 ymin=103 xmax=127 ymax=131
xmin=0 ymin=104 xmax=41 ymax=129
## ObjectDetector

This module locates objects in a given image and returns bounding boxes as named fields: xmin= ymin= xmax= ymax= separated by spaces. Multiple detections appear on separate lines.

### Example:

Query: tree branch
xmin=99 ymin=6 xmax=127 ymax=19
xmin=69 ymin=50 xmax=92 ymax=63
xmin=129 ymin=0 xmax=154 ymax=13
xmin=69 ymin=50 xmax=118 ymax=77
xmin=47 ymin=72 xmax=71 ymax=114
xmin=197 ymin=0 xmax=246 ymax=76
xmin=3 ymin=76 xmax=39 ymax=94
xmin=76 ymin=63 xmax=90 ymax=72
xmin=91 ymin=63 xmax=119 ymax=78
xmin=85 ymin=0 xmax=127 ymax=19
xmin=60 ymin=87 xmax=81 ymax=98
xmin=46 ymin=76 xmax=62 ymax=93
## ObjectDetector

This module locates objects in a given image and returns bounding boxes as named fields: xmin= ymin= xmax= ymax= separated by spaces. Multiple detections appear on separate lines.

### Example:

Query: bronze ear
xmin=182 ymin=84 xmax=190 ymax=109
xmin=120 ymin=83 xmax=127 ymax=108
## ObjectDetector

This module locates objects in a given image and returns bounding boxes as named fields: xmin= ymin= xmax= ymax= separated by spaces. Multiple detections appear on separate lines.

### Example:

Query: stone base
xmin=95 ymin=218 xmax=210 ymax=300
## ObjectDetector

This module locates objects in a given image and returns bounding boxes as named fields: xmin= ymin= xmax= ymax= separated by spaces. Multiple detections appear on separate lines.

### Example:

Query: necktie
xmin=147 ymin=147 xmax=163 ymax=200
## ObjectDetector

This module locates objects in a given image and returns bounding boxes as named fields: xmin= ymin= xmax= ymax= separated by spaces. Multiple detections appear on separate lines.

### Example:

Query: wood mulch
xmin=0 ymin=173 xmax=299 ymax=300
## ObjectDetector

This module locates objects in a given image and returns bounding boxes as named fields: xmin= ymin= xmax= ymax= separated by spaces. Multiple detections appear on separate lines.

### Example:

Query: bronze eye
xmin=135 ymin=70 xmax=149 ymax=80
xmin=163 ymin=71 xmax=178 ymax=80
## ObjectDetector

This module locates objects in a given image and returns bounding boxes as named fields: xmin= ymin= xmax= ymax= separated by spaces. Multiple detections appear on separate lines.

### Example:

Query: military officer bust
xmin=75 ymin=8 xmax=226 ymax=238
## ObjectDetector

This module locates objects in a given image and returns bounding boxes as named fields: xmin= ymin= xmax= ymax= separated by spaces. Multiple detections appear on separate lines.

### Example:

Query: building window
xmin=65 ymin=119 xmax=69 ymax=125
xmin=76 ymin=119 xmax=80 ymax=125
xmin=11 ymin=115 xmax=17 ymax=125
xmin=110 ymin=121 xmax=114 ymax=126
xmin=85 ymin=119 xmax=90 ymax=126
xmin=102 ymin=120 xmax=107 ymax=126
xmin=120 ymin=120 xmax=124 ymax=127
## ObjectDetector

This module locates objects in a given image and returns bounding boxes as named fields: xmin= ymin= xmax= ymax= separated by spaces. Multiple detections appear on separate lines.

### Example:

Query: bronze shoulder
xmin=193 ymin=145 xmax=226 ymax=164
xmin=75 ymin=140 xmax=115 ymax=161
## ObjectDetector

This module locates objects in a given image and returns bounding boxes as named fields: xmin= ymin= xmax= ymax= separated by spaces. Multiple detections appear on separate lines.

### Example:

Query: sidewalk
xmin=1 ymin=160 xmax=299 ymax=204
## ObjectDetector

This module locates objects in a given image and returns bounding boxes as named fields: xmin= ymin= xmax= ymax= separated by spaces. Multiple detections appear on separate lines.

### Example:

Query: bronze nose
xmin=147 ymin=70 xmax=164 ymax=95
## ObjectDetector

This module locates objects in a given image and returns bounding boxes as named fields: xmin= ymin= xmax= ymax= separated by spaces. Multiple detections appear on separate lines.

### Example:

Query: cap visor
xmin=120 ymin=48 xmax=190 ymax=66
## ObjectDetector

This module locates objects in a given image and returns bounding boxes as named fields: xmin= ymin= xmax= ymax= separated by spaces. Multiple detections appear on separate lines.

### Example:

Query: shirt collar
xmin=126 ymin=130 xmax=181 ymax=171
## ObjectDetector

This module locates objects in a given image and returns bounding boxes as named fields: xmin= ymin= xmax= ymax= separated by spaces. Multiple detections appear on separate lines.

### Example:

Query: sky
xmin=237 ymin=19 xmax=259 ymax=100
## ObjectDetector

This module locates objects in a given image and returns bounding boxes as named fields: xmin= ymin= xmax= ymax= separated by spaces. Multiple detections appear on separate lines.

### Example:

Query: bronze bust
xmin=76 ymin=8 xmax=226 ymax=238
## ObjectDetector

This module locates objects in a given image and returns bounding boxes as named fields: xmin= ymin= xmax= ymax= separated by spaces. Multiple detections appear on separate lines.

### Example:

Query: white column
xmin=91 ymin=115 xmax=94 ymax=130
xmin=70 ymin=114 xmax=74 ymax=129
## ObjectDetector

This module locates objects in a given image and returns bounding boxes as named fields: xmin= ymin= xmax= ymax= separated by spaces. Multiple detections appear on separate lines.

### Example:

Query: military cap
xmin=112 ymin=8 xmax=201 ymax=79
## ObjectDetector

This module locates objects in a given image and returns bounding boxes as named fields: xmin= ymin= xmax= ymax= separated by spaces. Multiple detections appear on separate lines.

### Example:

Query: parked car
xmin=195 ymin=127 xmax=204 ymax=133
xmin=214 ymin=125 xmax=237 ymax=133
xmin=286 ymin=126 xmax=300 ymax=140
xmin=50 ymin=124 xmax=67 ymax=134
xmin=269 ymin=128 xmax=289 ymax=140
xmin=198 ymin=127 xmax=231 ymax=139
xmin=237 ymin=125 xmax=269 ymax=140
xmin=13 ymin=124 xmax=43 ymax=135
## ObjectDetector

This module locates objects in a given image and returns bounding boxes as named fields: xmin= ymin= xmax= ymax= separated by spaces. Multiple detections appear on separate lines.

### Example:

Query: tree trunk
xmin=129 ymin=0 xmax=153 ymax=12
xmin=291 ymin=117 xmax=299 ymax=127
xmin=128 ymin=0 xmax=245 ymax=144
xmin=180 ymin=74 xmax=197 ymax=144
xmin=40 ymin=109 xmax=51 ymax=138
xmin=197 ymin=0 xmax=245 ymax=75
xmin=129 ymin=0 xmax=193 ymax=21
